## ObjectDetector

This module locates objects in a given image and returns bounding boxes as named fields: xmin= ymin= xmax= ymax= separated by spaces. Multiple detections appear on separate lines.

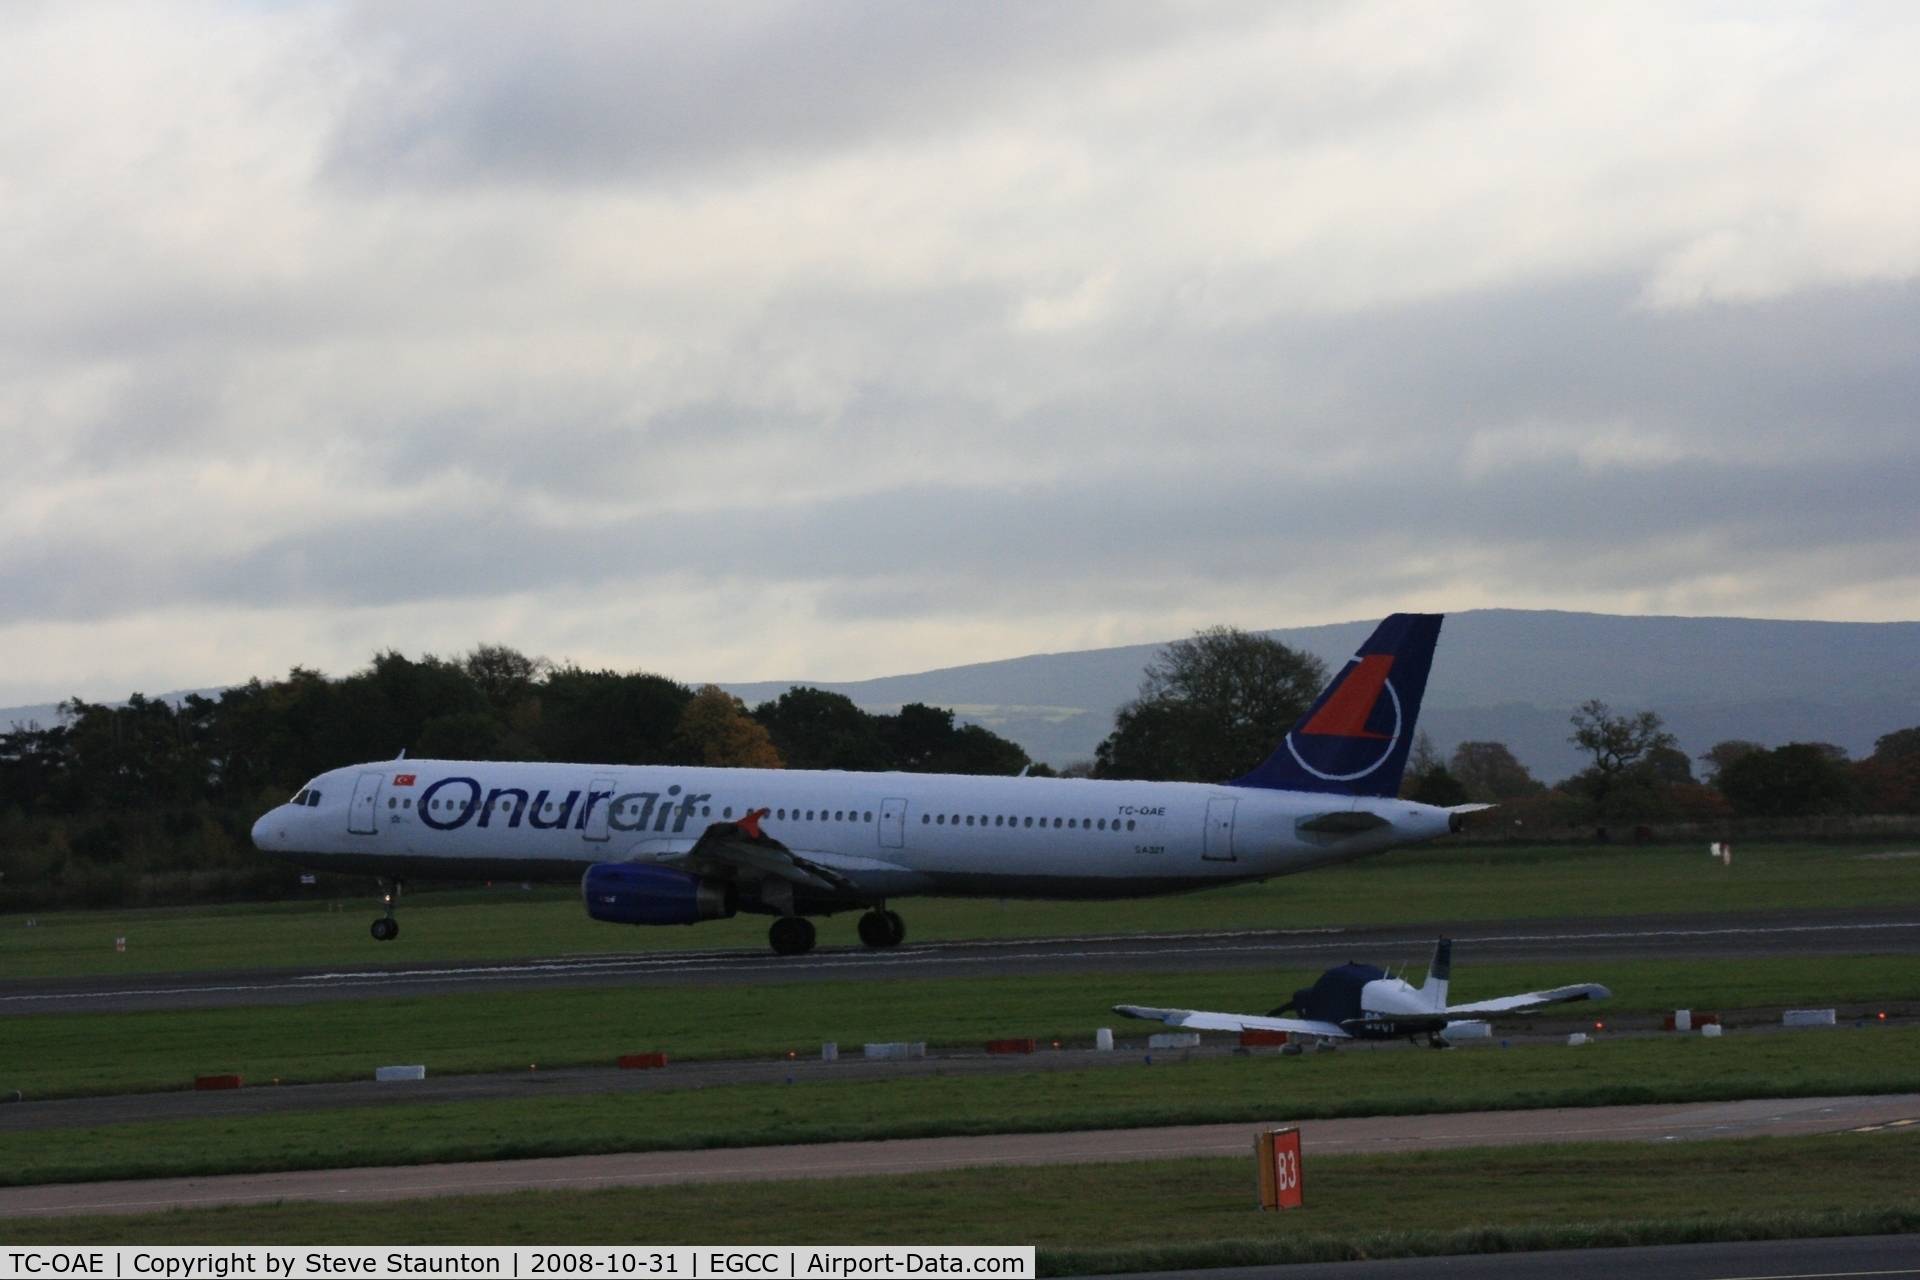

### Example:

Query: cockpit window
xmin=291 ymin=789 xmax=309 ymax=805
xmin=307 ymin=791 xmax=323 ymax=807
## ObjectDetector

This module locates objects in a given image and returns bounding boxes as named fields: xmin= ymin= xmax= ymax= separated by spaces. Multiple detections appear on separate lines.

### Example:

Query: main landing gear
xmin=370 ymin=878 xmax=401 ymax=942
xmin=858 ymin=909 xmax=906 ymax=949
xmin=769 ymin=916 xmax=816 ymax=956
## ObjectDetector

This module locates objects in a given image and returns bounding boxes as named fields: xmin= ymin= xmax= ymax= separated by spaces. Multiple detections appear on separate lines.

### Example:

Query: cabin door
xmin=879 ymin=797 xmax=908 ymax=848
xmin=1202 ymin=796 xmax=1237 ymax=861
xmin=581 ymin=776 xmax=617 ymax=842
xmin=348 ymin=771 xmax=384 ymax=835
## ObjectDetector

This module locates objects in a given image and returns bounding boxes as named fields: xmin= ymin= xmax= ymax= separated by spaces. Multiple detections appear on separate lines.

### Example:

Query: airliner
xmin=252 ymin=613 xmax=1471 ymax=954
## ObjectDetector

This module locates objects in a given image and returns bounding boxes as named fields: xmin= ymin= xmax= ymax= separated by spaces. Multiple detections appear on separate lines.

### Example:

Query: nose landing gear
xmin=370 ymin=879 xmax=401 ymax=941
xmin=857 ymin=909 xmax=906 ymax=948
xmin=769 ymin=916 xmax=816 ymax=955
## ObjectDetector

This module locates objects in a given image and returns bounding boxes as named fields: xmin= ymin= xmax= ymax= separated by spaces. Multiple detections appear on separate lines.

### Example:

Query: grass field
xmin=5 ymin=955 xmax=1920 ymax=1099
xmin=5 ymin=841 xmax=1919 ymax=979
xmin=5 ymin=1025 xmax=1917 ymax=1186
xmin=7 ymin=955 xmax=1920 ymax=1100
xmin=7 ymin=1130 xmax=1919 ymax=1266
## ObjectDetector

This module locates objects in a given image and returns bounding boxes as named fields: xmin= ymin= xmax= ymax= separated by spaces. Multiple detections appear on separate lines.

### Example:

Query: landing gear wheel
xmin=370 ymin=917 xmax=399 ymax=941
xmin=769 ymin=916 xmax=816 ymax=956
xmin=858 ymin=910 xmax=906 ymax=949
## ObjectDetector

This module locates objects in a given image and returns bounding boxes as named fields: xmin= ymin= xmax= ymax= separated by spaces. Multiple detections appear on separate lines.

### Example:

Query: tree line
xmin=1086 ymin=627 xmax=1920 ymax=823
xmin=0 ymin=645 xmax=1035 ymax=911
xmin=9 ymin=625 xmax=1919 ymax=912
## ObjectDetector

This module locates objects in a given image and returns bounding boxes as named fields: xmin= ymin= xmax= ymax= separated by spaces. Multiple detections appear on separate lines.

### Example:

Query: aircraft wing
xmin=1113 ymin=1004 xmax=1350 ymax=1039
xmin=653 ymin=813 xmax=855 ymax=893
xmin=1445 ymin=983 xmax=1611 ymax=1015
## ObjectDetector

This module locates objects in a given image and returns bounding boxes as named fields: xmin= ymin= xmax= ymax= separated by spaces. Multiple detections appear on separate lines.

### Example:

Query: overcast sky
xmin=3 ymin=1 xmax=1918 ymax=704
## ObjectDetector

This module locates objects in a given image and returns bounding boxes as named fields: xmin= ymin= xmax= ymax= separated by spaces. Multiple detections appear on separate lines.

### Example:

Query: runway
xmin=2 ymin=1092 xmax=1913 ymax=1219
xmin=6 ymin=906 xmax=1918 ymax=1014
xmin=1111 ymin=1235 xmax=1920 ymax=1279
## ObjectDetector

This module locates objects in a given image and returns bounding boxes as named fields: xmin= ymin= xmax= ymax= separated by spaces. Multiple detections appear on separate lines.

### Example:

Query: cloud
xmin=0 ymin=1 xmax=1918 ymax=703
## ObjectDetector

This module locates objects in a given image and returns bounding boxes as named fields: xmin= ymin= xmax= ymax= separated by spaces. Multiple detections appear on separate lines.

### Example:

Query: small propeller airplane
xmin=1116 ymin=938 xmax=1610 ymax=1048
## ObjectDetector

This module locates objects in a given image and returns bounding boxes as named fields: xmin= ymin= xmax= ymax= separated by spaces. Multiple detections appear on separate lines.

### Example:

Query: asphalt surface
xmin=1108 ymin=1234 xmax=1920 ymax=1279
xmin=7 ymin=906 xmax=1919 ymax=1015
xmin=2 ymin=1092 xmax=1913 ymax=1220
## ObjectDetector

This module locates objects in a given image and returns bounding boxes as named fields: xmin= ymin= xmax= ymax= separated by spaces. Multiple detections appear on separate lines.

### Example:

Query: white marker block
xmin=1148 ymin=1032 xmax=1201 ymax=1049
xmin=821 ymin=1042 xmax=839 ymax=1061
xmin=1096 ymin=1027 xmax=1114 ymax=1051
xmin=375 ymin=1065 xmax=426 ymax=1081
xmin=1675 ymin=1009 xmax=1692 ymax=1031
xmin=1783 ymin=1009 xmax=1836 ymax=1027
xmin=1701 ymin=1023 xmax=1723 ymax=1038
xmin=1566 ymin=1033 xmax=1589 ymax=1045
xmin=864 ymin=1042 xmax=924 ymax=1060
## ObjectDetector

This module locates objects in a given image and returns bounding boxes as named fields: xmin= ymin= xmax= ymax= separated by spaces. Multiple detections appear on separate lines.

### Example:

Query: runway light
xmin=1595 ymin=1022 xmax=1604 ymax=1030
xmin=1880 ymin=1012 xmax=1888 ymax=1020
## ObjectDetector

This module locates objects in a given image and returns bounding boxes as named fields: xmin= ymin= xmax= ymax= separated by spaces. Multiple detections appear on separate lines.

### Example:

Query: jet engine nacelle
xmin=583 ymin=863 xmax=738 ymax=925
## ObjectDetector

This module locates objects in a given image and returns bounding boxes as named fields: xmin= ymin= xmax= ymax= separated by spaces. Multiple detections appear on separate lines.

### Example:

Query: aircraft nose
xmin=251 ymin=809 xmax=280 ymax=849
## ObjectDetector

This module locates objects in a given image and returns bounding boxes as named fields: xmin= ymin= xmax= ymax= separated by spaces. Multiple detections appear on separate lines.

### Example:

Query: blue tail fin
xmin=1230 ymin=613 xmax=1444 ymax=797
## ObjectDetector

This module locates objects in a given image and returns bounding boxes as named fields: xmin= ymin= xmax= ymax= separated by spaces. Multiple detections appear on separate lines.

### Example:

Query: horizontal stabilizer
xmin=1296 ymin=810 xmax=1391 ymax=836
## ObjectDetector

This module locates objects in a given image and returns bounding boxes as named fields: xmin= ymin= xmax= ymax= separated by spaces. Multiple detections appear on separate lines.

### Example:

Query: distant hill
xmin=722 ymin=610 xmax=1920 ymax=780
xmin=7 ymin=612 xmax=1917 ymax=783
xmin=0 ymin=689 xmax=225 ymax=732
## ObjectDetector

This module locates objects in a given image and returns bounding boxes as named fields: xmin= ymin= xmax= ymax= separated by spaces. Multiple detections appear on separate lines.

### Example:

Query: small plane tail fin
xmin=1418 ymin=937 xmax=1451 ymax=1009
xmin=1231 ymin=613 xmax=1444 ymax=797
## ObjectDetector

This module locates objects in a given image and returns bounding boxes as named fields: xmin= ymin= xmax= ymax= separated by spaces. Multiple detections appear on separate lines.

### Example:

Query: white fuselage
xmin=252 ymin=760 xmax=1455 ymax=910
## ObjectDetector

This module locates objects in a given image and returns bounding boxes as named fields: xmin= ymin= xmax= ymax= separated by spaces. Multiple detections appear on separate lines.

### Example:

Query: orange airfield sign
xmin=1256 ymin=1127 xmax=1304 ymax=1210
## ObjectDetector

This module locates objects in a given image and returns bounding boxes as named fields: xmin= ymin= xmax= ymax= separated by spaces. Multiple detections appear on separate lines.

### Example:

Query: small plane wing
xmin=1113 ymin=1004 xmax=1350 ymax=1039
xmin=654 ymin=810 xmax=855 ymax=893
xmin=1445 ymin=983 xmax=1611 ymax=1015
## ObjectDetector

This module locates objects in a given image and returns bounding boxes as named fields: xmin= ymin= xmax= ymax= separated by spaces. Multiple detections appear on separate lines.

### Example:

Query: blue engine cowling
xmin=583 ymin=863 xmax=738 ymax=925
